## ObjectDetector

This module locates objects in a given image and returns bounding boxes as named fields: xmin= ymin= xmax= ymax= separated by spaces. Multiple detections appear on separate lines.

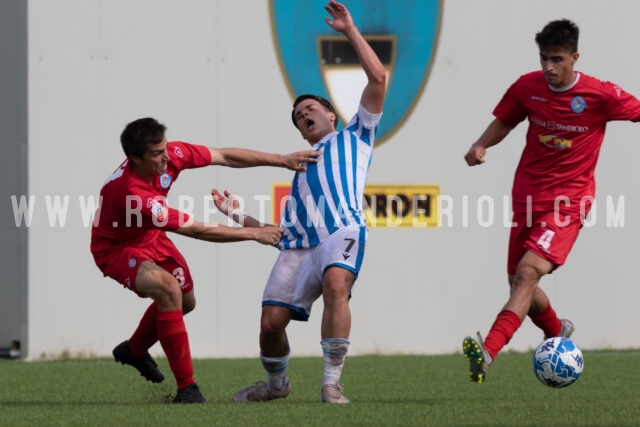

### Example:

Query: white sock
xmin=260 ymin=352 xmax=290 ymax=392
xmin=321 ymin=338 xmax=350 ymax=387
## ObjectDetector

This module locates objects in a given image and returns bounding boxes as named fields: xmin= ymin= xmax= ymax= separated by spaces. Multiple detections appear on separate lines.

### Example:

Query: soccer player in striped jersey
xmin=215 ymin=0 xmax=386 ymax=404
xmin=462 ymin=19 xmax=640 ymax=383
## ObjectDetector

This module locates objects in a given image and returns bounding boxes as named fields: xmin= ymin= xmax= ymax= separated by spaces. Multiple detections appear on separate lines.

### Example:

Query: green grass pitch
xmin=0 ymin=350 xmax=638 ymax=426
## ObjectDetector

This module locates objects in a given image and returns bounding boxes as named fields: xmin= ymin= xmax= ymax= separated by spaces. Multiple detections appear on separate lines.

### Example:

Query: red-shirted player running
xmin=462 ymin=19 xmax=640 ymax=383
xmin=90 ymin=117 xmax=319 ymax=403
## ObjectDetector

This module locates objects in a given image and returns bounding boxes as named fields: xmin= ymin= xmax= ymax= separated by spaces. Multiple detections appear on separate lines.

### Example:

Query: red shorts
xmin=507 ymin=210 xmax=584 ymax=275
xmin=93 ymin=235 xmax=194 ymax=296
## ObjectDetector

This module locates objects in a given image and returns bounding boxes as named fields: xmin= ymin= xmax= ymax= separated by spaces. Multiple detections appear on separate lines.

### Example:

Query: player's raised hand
xmin=324 ymin=1 xmax=354 ymax=33
xmin=211 ymin=188 xmax=242 ymax=216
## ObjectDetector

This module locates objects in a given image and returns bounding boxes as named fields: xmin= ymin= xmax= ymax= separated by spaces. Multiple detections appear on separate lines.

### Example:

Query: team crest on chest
xmin=570 ymin=96 xmax=586 ymax=113
xmin=160 ymin=173 xmax=172 ymax=189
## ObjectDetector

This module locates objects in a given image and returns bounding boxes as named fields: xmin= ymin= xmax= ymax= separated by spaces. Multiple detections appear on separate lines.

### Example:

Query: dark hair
xmin=291 ymin=94 xmax=339 ymax=129
xmin=120 ymin=117 xmax=166 ymax=158
xmin=535 ymin=19 xmax=579 ymax=53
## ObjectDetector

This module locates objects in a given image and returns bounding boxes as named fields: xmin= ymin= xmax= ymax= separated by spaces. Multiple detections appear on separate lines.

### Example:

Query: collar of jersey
xmin=313 ymin=131 xmax=338 ymax=149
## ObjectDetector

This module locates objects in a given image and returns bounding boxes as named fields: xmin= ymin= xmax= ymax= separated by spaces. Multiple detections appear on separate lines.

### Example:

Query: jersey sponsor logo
xmin=160 ymin=173 xmax=172 ymax=189
xmin=173 ymin=146 xmax=184 ymax=158
xmin=550 ymin=122 xmax=588 ymax=133
xmin=128 ymin=258 xmax=136 ymax=268
xmin=570 ymin=96 xmax=587 ymax=113
xmin=270 ymin=0 xmax=441 ymax=145
xmin=532 ymin=117 xmax=588 ymax=133
xmin=147 ymin=198 xmax=167 ymax=222
xmin=539 ymin=135 xmax=572 ymax=149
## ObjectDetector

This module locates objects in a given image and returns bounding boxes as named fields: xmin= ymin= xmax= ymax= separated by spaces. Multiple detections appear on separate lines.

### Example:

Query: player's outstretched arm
xmin=173 ymin=218 xmax=282 ymax=246
xmin=324 ymin=0 xmax=386 ymax=114
xmin=211 ymin=188 xmax=274 ymax=228
xmin=464 ymin=118 xmax=512 ymax=166
xmin=208 ymin=147 xmax=320 ymax=172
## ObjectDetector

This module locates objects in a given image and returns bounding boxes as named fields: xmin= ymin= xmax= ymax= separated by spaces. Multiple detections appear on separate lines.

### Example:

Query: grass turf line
xmin=0 ymin=350 xmax=638 ymax=426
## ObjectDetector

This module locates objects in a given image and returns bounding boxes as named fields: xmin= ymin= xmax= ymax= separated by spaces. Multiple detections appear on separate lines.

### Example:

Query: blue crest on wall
xmin=270 ymin=0 xmax=441 ymax=145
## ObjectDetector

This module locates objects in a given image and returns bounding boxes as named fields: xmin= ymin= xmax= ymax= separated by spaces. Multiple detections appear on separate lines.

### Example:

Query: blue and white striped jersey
xmin=277 ymin=104 xmax=382 ymax=250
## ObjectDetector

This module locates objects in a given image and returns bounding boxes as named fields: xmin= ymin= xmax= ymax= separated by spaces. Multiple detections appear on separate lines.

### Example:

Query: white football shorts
xmin=263 ymin=225 xmax=367 ymax=321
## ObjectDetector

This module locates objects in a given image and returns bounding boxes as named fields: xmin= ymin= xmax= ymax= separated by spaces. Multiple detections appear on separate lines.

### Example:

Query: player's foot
xmin=232 ymin=380 xmax=291 ymax=402
xmin=463 ymin=332 xmax=492 ymax=384
xmin=112 ymin=341 xmax=165 ymax=383
xmin=173 ymin=383 xmax=206 ymax=404
xmin=543 ymin=318 xmax=575 ymax=339
xmin=321 ymin=383 xmax=350 ymax=404
xmin=556 ymin=318 xmax=575 ymax=338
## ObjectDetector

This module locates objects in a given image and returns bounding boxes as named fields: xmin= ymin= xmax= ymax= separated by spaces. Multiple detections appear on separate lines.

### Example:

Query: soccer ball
xmin=532 ymin=337 xmax=584 ymax=388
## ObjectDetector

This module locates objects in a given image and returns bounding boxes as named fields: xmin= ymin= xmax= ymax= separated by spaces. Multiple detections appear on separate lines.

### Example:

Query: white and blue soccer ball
xmin=532 ymin=337 xmax=584 ymax=388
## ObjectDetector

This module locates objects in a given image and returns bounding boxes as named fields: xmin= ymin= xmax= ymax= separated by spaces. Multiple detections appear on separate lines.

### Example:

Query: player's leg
xmin=321 ymin=266 xmax=353 ymax=339
xmin=487 ymin=212 xmax=555 ymax=352
xmin=115 ymin=265 xmax=195 ymax=385
xmin=463 ymin=251 xmax=551 ymax=383
xmin=525 ymin=211 xmax=582 ymax=340
xmin=181 ymin=288 xmax=196 ymax=315
xmin=113 ymin=300 xmax=165 ymax=383
xmin=528 ymin=287 xmax=574 ymax=338
xmin=103 ymin=249 xmax=165 ymax=384
xmin=135 ymin=261 xmax=204 ymax=403
xmin=126 ymin=262 xmax=196 ymax=359
xmin=317 ymin=225 xmax=365 ymax=403
xmin=233 ymin=250 xmax=302 ymax=402
xmin=233 ymin=305 xmax=293 ymax=402
xmin=487 ymin=251 xmax=553 ymax=357
xmin=464 ymin=212 xmax=551 ymax=383
xmin=113 ymin=303 xmax=164 ymax=383
xmin=320 ymin=266 xmax=354 ymax=404
xmin=528 ymin=286 xmax=565 ymax=338
xmin=258 ymin=305 xmax=293 ymax=394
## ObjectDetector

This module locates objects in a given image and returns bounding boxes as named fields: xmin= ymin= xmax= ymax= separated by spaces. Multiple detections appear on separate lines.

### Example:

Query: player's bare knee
xmin=151 ymin=276 xmax=183 ymax=310
xmin=512 ymin=264 xmax=542 ymax=290
xmin=260 ymin=315 xmax=286 ymax=337
xmin=322 ymin=281 xmax=350 ymax=303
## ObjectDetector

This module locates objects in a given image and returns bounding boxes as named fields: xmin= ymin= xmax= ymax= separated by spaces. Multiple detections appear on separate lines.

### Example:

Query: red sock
xmin=528 ymin=304 xmax=561 ymax=338
xmin=156 ymin=310 xmax=194 ymax=389
xmin=127 ymin=302 xmax=158 ymax=358
xmin=483 ymin=310 xmax=522 ymax=359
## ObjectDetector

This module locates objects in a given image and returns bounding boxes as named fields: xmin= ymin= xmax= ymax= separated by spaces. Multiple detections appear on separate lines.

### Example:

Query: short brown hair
xmin=535 ymin=19 xmax=579 ymax=53
xmin=120 ymin=117 xmax=166 ymax=158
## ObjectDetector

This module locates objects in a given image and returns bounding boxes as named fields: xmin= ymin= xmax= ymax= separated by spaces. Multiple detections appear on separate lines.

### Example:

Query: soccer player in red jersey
xmin=90 ymin=117 xmax=319 ymax=402
xmin=462 ymin=19 xmax=640 ymax=383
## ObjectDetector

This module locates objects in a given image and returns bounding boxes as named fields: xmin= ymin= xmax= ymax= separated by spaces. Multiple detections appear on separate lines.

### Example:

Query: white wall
xmin=25 ymin=0 xmax=640 ymax=360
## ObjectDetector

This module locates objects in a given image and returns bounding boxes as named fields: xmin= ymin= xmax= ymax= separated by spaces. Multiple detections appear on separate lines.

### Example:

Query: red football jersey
xmin=494 ymin=71 xmax=640 ymax=213
xmin=90 ymin=142 xmax=211 ymax=257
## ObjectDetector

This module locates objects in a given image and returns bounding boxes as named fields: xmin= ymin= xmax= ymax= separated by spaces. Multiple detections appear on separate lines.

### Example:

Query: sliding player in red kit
xmin=462 ymin=19 xmax=640 ymax=383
